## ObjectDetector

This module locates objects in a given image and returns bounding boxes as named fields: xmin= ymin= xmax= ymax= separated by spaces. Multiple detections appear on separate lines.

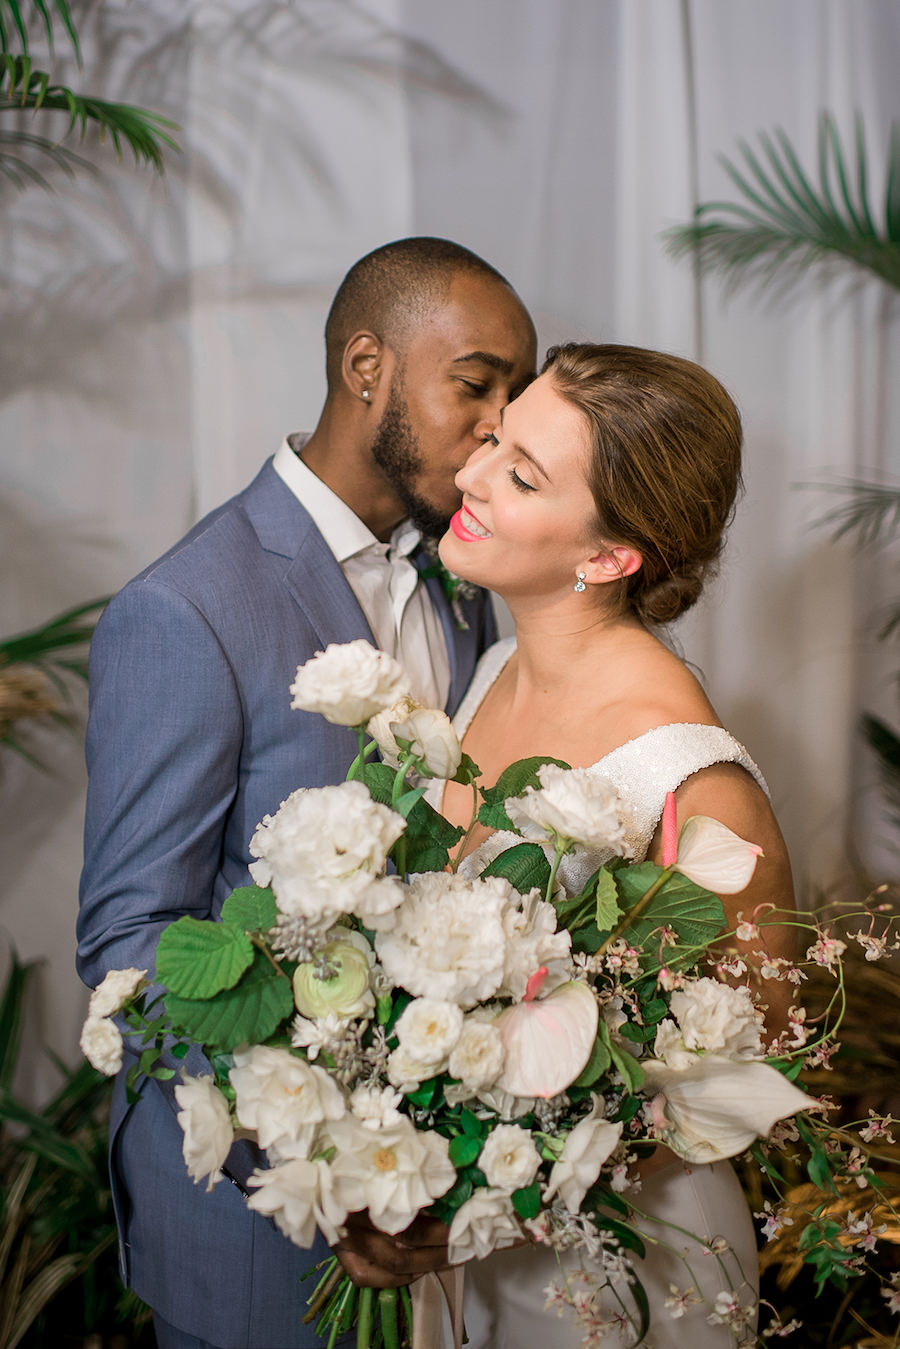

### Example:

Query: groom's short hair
xmin=324 ymin=237 xmax=510 ymax=391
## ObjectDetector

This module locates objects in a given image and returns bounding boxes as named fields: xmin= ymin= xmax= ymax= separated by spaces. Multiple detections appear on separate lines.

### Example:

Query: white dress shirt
xmin=273 ymin=436 xmax=451 ymax=711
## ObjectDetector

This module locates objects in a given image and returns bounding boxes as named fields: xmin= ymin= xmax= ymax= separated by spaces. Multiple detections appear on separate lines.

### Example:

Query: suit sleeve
xmin=77 ymin=577 xmax=244 ymax=989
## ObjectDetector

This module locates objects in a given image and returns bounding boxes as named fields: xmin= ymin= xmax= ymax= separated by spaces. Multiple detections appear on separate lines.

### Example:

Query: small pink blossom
xmin=860 ymin=1112 xmax=895 ymax=1144
xmin=806 ymin=932 xmax=846 ymax=970
xmin=664 ymin=1283 xmax=701 ymax=1318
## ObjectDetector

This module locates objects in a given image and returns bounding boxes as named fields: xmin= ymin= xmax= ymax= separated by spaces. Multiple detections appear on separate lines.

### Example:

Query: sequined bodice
xmin=426 ymin=638 xmax=768 ymax=893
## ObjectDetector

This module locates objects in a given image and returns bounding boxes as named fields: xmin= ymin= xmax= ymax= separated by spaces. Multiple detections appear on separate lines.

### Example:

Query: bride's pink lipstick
xmin=450 ymin=505 xmax=491 ymax=542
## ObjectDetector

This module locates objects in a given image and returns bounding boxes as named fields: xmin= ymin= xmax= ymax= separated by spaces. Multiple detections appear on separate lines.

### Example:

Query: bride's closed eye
xmin=508 ymin=466 xmax=536 ymax=492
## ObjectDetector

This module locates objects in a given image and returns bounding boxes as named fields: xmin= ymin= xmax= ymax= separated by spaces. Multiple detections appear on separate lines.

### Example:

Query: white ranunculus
xmin=349 ymin=1084 xmax=404 ymax=1131
xmin=247 ymin=1157 xmax=347 ymax=1247
xmin=327 ymin=1114 xmax=455 ymax=1235
xmin=88 ymin=967 xmax=148 ymax=1019
xmin=386 ymin=1044 xmax=445 ymax=1093
xmin=543 ymin=1095 xmax=623 ymax=1213
xmin=229 ymin=1045 xmax=346 ymax=1156
xmin=498 ymin=890 xmax=572 ymax=1001
xmin=448 ymin=1018 xmax=505 ymax=1091
xmin=447 ymin=1188 xmax=522 ymax=1264
xmin=248 ymin=781 xmax=405 ymax=925
xmin=674 ymin=815 xmax=763 ymax=894
xmin=174 ymin=1073 xmax=234 ymax=1192
xmin=292 ymin=931 xmax=375 ymax=1021
xmin=375 ymin=872 xmax=511 ymax=1007
xmin=642 ymin=1054 xmax=811 ymax=1164
xmin=79 ymin=1015 xmax=123 ymax=1076
xmin=505 ymin=763 xmax=631 ymax=854
xmin=289 ymin=640 xmax=407 ymax=727
xmin=664 ymin=978 xmax=764 ymax=1061
xmin=395 ymin=997 xmax=464 ymax=1065
xmin=478 ymin=1124 xmax=541 ymax=1192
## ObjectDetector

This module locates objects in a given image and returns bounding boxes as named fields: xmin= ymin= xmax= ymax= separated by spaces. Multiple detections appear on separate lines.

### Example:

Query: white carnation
xmin=290 ymin=640 xmax=407 ymax=727
xmin=448 ymin=1188 xmax=522 ymax=1264
xmin=478 ymin=1124 xmax=540 ymax=1192
xmin=327 ymin=1114 xmax=455 ymax=1234
xmin=247 ymin=1156 xmax=347 ymax=1247
xmin=448 ymin=1018 xmax=505 ymax=1091
xmin=248 ymin=781 xmax=405 ymax=925
xmin=229 ymin=1045 xmax=346 ymax=1156
xmin=506 ymin=764 xmax=631 ymax=854
xmin=375 ymin=872 xmax=511 ymax=1007
xmin=174 ymin=1073 xmax=234 ymax=1192
xmin=498 ymin=890 xmax=572 ymax=1000
xmin=88 ymin=967 xmax=147 ymax=1019
xmin=395 ymin=998 xmax=463 ymax=1066
xmin=79 ymin=1015 xmax=123 ymax=1076
xmin=665 ymin=978 xmax=764 ymax=1061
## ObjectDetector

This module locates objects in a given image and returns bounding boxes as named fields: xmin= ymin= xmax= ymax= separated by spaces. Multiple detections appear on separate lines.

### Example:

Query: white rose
xmin=506 ymin=764 xmax=631 ymax=854
xmin=327 ymin=1114 xmax=455 ymax=1234
xmin=543 ymin=1095 xmax=623 ymax=1213
xmin=448 ymin=1019 xmax=505 ymax=1091
xmin=447 ymin=1188 xmax=522 ymax=1264
xmin=290 ymin=640 xmax=407 ymax=727
xmin=247 ymin=1157 xmax=347 ymax=1247
xmin=174 ymin=1073 xmax=234 ymax=1191
xmin=292 ymin=932 xmax=375 ymax=1021
xmin=229 ymin=1045 xmax=346 ymax=1156
xmin=88 ymin=967 xmax=148 ymax=1019
xmin=248 ymin=781 xmax=405 ymax=925
xmin=668 ymin=978 xmax=764 ymax=1060
xmin=386 ymin=1044 xmax=444 ymax=1093
xmin=375 ymin=872 xmax=511 ymax=1007
xmin=79 ymin=1015 xmax=123 ymax=1076
xmin=478 ymin=1124 xmax=540 ymax=1192
xmin=498 ymin=890 xmax=571 ymax=1001
xmin=395 ymin=998 xmax=464 ymax=1065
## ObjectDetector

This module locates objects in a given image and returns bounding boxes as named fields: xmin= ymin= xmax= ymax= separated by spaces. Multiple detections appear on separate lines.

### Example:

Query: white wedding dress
xmin=430 ymin=638 xmax=764 ymax=1348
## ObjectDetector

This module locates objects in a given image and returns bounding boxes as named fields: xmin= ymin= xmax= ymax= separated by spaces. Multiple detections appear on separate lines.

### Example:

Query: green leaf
xmin=459 ymin=1108 xmax=484 ymax=1138
xmin=594 ymin=870 xmax=622 ymax=934
xmin=606 ymin=1037 xmax=645 ymax=1094
xmin=155 ymin=916 xmax=254 ymax=999
xmin=807 ymin=1146 xmax=838 ymax=1194
xmin=165 ymin=950 xmax=294 ymax=1052
xmin=481 ymin=841 xmax=551 ymax=893
xmin=362 ymin=762 xmax=464 ymax=871
xmin=571 ymin=1034 xmax=612 ymax=1088
xmin=511 ymin=1182 xmax=541 ymax=1220
xmin=394 ymin=786 xmax=427 ymax=818
xmin=477 ymin=756 xmax=571 ymax=832
xmin=448 ymin=1134 xmax=481 ymax=1167
xmin=451 ymin=751 xmax=481 ymax=786
xmin=596 ymin=1216 xmax=646 ymax=1260
xmin=220 ymin=885 xmax=278 ymax=933
xmin=612 ymin=863 xmax=725 ymax=973
xmin=404 ymin=1077 xmax=437 ymax=1109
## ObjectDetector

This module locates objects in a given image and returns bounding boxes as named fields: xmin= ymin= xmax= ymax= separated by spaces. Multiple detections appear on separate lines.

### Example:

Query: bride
xmin=431 ymin=343 xmax=795 ymax=1347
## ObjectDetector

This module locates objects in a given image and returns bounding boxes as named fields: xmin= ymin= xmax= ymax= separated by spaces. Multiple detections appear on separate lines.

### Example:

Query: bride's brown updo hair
xmin=542 ymin=343 xmax=743 ymax=624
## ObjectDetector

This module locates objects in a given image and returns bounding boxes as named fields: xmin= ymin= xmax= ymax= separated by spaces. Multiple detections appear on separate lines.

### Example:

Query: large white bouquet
xmin=81 ymin=641 xmax=894 ymax=1348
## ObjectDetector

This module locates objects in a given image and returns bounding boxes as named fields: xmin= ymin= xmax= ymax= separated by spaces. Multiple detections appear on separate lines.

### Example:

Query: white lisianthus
xmin=447 ymin=1188 xmax=522 ymax=1264
xmin=505 ymin=764 xmax=631 ymax=854
xmin=448 ymin=1018 xmax=505 ymax=1091
xmin=642 ymin=1054 xmax=810 ymax=1163
xmin=674 ymin=816 xmax=763 ymax=894
xmin=349 ymin=1084 xmax=404 ymax=1131
xmin=375 ymin=872 xmax=510 ymax=1007
xmin=386 ymin=1044 xmax=445 ymax=1093
xmin=544 ymin=1095 xmax=623 ymax=1213
xmin=657 ymin=978 xmax=764 ymax=1063
xmin=498 ymin=890 xmax=572 ymax=1001
xmin=289 ymin=640 xmax=407 ymax=727
xmin=174 ymin=1073 xmax=234 ymax=1192
xmin=292 ymin=931 xmax=375 ymax=1021
xmin=369 ymin=697 xmax=462 ymax=779
xmin=248 ymin=782 xmax=405 ymax=925
xmin=230 ymin=1045 xmax=346 ymax=1156
xmin=247 ymin=1156 xmax=347 ymax=1247
xmin=79 ymin=1015 xmax=124 ymax=1076
xmin=478 ymin=1124 xmax=541 ymax=1192
xmin=327 ymin=1114 xmax=455 ymax=1234
xmin=395 ymin=998 xmax=464 ymax=1065
xmin=88 ymin=967 xmax=148 ymax=1019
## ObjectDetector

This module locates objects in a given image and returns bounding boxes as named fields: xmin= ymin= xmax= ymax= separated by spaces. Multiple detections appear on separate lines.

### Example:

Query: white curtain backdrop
xmin=2 ymin=0 xmax=898 ymax=1094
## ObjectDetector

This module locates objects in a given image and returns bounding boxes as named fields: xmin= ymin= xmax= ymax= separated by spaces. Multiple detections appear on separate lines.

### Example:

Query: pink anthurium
xmin=495 ymin=979 xmax=599 ymax=1099
xmin=673 ymin=814 xmax=763 ymax=895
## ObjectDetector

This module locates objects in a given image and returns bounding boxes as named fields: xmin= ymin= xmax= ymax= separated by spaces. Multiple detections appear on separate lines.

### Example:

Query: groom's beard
xmin=369 ymin=380 xmax=455 ymax=541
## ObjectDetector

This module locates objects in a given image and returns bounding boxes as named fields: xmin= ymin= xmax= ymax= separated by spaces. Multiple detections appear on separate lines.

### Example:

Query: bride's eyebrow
xmin=499 ymin=406 xmax=552 ymax=483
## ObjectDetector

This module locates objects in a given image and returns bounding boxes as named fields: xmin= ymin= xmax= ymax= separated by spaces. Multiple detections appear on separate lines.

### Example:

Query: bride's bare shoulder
xmin=591 ymin=636 xmax=721 ymax=746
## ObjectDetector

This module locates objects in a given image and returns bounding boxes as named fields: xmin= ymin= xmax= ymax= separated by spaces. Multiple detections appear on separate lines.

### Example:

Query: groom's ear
xmin=584 ymin=544 xmax=643 ymax=586
xmin=342 ymin=331 xmax=388 ymax=402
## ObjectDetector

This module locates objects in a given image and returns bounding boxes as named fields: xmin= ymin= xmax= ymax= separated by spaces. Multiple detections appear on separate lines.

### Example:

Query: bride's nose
xmin=455 ymin=437 xmax=493 ymax=494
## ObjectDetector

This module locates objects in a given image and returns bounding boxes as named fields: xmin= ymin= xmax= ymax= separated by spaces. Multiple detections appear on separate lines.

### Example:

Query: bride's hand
xmin=331 ymin=1211 xmax=451 ymax=1288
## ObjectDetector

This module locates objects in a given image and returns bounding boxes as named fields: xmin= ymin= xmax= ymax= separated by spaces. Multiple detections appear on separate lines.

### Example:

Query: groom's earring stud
xmin=361 ymin=389 xmax=370 ymax=401
xmin=574 ymin=572 xmax=587 ymax=593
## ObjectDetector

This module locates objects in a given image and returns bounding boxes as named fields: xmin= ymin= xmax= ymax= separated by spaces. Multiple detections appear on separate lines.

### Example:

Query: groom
xmin=76 ymin=237 xmax=536 ymax=1349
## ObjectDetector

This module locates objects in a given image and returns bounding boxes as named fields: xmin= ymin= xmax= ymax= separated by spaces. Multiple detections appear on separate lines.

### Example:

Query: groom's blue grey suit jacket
xmin=76 ymin=458 xmax=495 ymax=1348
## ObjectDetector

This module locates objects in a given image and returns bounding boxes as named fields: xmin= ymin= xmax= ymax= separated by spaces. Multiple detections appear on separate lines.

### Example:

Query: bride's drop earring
xmin=574 ymin=572 xmax=586 ymax=593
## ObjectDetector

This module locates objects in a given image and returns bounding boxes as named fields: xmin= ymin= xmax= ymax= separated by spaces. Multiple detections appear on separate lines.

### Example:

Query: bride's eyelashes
xmin=508 ymin=466 xmax=536 ymax=492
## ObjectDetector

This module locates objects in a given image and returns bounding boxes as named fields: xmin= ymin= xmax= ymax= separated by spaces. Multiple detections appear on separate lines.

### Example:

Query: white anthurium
xmin=642 ymin=1053 xmax=810 ymax=1164
xmin=494 ymin=977 xmax=599 ymax=1099
xmin=674 ymin=816 xmax=763 ymax=895
xmin=289 ymin=640 xmax=407 ymax=727
xmin=543 ymin=1095 xmax=623 ymax=1213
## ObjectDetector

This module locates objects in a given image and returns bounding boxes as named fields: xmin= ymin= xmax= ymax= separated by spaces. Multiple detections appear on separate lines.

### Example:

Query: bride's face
xmin=438 ymin=374 xmax=603 ymax=601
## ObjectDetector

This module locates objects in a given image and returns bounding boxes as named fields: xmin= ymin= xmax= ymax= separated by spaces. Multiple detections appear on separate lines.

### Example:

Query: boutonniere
xmin=420 ymin=538 xmax=478 ymax=630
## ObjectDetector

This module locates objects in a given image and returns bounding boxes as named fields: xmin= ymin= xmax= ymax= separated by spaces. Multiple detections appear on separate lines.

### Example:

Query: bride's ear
xmin=582 ymin=544 xmax=643 ymax=586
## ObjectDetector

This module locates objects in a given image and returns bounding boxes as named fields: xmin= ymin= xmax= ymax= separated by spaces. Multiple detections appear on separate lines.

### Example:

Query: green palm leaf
xmin=810 ymin=479 xmax=900 ymax=549
xmin=666 ymin=113 xmax=900 ymax=296
xmin=0 ymin=0 xmax=78 ymax=58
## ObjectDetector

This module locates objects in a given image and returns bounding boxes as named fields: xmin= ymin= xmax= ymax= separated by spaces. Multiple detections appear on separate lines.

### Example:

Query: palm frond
xmin=666 ymin=112 xmax=900 ymax=297
xmin=0 ymin=598 xmax=107 ymax=671
xmin=863 ymin=714 xmax=900 ymax=826
xmin=0 ymin=127 xmax=91 ymax=189
xmin=0 ymin=0 xmax=78 ymax=59
xmin=805 ymin=478 xmax=900 ymax=549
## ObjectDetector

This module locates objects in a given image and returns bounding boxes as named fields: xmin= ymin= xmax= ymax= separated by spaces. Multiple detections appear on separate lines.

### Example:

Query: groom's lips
xmin=450 ymin=505 xmax=492 ymax=542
